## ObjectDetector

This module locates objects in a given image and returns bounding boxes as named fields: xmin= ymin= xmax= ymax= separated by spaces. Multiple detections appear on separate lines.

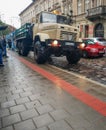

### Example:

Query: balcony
xmin=86 ymin=6 xmax=106 ymax=21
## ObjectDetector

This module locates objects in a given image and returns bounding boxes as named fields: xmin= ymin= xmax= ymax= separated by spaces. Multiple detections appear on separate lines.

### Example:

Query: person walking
xmin=7 ymin=38 xmax=12 ymax=50
xmin=2 ymin=35 xmax=8 ymax=58
xmin=0 ymin=37 xmax=4 ymax=66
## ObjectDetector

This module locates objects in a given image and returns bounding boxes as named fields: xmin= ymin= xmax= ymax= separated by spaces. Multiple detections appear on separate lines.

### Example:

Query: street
xmin=51 ymin=55 xmax=106 ymax=85
xmin=0 ymin=50 xmax=106 ymax=130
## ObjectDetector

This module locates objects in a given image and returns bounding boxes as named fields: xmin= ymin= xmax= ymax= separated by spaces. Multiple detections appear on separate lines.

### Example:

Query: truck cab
xmin=33 ymin=11 xmax=79 ymax=42
xmin=33 ymin=11 xmax=81 ymax=64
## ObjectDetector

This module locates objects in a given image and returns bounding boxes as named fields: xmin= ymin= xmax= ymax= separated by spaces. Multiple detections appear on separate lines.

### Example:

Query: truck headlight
xmin=79 ymin=43 xmax=85 ymax=49
xmin=51 ymin=40 xmax=61 ymax=47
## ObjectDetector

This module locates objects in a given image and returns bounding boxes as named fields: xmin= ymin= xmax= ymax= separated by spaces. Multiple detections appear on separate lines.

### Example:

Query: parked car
xmin=79 ymin=38 xmax=105 ymax=58
xmin=87 ymin=37 xmax=106 ymax=47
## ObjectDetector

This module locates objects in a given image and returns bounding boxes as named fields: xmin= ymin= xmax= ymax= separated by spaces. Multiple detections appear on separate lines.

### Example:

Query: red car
xmin=79 ymin=38 xmax=105 ymax=58
xmin=87 ymin=37 xmax=106 ymax=47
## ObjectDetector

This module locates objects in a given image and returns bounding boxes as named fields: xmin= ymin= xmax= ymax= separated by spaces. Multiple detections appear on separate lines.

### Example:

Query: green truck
xmin=14 ymin=11 xmax=81 ymax=64
xmin=14 ymin=23 xmax=33 ymax=56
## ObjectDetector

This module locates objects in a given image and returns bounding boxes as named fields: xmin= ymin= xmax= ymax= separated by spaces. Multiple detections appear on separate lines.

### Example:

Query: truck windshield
xmin=42 ymin=12 xmax=57 ymax=23
xmin=57 ymin=15 xmax=68 ymax=24
xmin=41 ymin=12 xmax=68 ymax=25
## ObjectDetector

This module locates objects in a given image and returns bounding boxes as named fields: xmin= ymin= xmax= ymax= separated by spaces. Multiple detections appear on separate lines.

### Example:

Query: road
xmin=51 ymin=55 xmax=106 ymax=85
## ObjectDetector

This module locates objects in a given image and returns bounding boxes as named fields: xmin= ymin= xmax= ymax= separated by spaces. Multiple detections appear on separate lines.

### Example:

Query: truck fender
xmin=34 ymin=33 xmax=50 ymax=42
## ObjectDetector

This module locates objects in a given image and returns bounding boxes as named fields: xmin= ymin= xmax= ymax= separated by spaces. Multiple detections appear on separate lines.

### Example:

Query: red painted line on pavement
xmin=18 ymin=57 xmax=106 ymax=117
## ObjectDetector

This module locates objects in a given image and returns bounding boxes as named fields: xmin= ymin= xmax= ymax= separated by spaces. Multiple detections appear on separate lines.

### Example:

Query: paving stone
xmin=23 ymin=87 xmax=34 ymax=92
xmin=39 ymin=96 xmax=55 ymax=105
xmin=86 ymin=117 xmax=106 ymax=130
xmin=2 ymin=114 xmax=21 ymax=127
xmin=25 ymin=100 xmax=42 ymax=109
xmin=82 ymin=110 xmax=103 ymax=123
xmin=15 ymin=97 xmax=30 ymax=104
xmin=48 ymin=120 xmax=73 ymax=130
xmin=0 ymin=120 xmax=1 ymax=128
xmin=87 ymin=124 xmax=106 ymax=130
xmin=20 ymin=108 xmax=39 ymax=120
xmin=36 ymin=104 xmax=54 ymax=115
xmin=0 ymin=126 xmax=13 ymax=130
xmin=65 ymin=114 xmax=91 ymax=129
xmin=20 ymin=91 xmax=32 ymax=97
xmin=33 ymin=113 xmax=54 ymax=128
xmin=2 ymin=93 xmax=12 ymax=98
xmin=14 ymin=119 xmax=36 ymax=130
xmin=36 ymin=127 xmax=48 ymax=130
xmin=10 ymin=104 xmax=26 ymax=114
xmin=29 ymin=93 xmax=41 ymax=101
xmin=4 ymin=87 xmax=17 ymax=93
xmin=0 ymin=88 xmax=5 ymax=94
xmin=50 ymin=109 xmax=70 ymax=121
xmin=12 ymin=89 xmax=24 ymax=94
xmin=7 ymin=94 xmax=20 ymax=101
xmin=0 ymin=108 xmax=10 ymax=117
xmin=0 ymin=97 xmax=7 ymax=103
xmin=1 ymin=101 xmax=16 ymax=108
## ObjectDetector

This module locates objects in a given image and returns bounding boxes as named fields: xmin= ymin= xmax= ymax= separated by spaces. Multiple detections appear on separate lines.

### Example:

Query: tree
xmin=0 ymin=20 xmax=14 ymax=36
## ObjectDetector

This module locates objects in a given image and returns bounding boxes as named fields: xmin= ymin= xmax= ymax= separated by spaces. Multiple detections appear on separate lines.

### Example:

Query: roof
xmin=19 ymin=1 xmax=34 ymax=16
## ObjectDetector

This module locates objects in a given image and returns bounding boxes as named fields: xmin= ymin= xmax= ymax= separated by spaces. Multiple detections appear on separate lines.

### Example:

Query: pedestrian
xmin=11 ymin=39 xmax=16 ymax=51
xmin=7 ymin=39 xmax=12 ymax=50
xmin=2 ymin=35 xmax=8 ymax=58
xmin=0 ymin=36 xmax=4 ymax=66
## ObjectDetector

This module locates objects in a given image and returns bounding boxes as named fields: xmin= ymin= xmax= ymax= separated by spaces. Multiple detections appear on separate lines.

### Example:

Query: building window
xmin=95 ymin=23 xmax=104 ymax=37
xmin=77 ymin=0 xmax=82 ymax=15
xmin=91 ymin=0 xmax=94 ymax=8
xmin=41 ymin=2 xmax=44 ymax=11
xmin=97 ymin=0 xmax=101 ymax=6
xmin=85 ymin=0 xmax=90 ymax=11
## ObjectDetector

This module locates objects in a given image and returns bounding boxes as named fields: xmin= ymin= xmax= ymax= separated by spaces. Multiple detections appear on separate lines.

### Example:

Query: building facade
xmin=74 ymin=0 xmax=106 ymax=39
xmin=19 ymin=0 xmax=106 ymax=39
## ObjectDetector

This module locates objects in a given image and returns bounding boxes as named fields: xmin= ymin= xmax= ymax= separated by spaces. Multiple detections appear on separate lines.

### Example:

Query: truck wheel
xmin=66 ymin=50 xmax=81 ymax=64
xmin=19 ymin=42 xmax=29 ymax=56
xmin=17 ymin=42 xmax=21 ymax=55
xmin=34 ymin=40 xmax=47 ymax=64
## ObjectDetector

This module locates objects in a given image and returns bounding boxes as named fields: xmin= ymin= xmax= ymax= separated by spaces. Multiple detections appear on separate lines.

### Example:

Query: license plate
xmin=65 ymin=42 xmax=74 ymax=46
xmin=99 ymin=51 xmax=104 ymax=53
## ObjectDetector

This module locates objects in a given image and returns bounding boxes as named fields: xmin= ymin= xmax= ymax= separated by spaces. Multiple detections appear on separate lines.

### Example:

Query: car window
xmin=83 ymin=39 xmax=94 ymax=44
xmin=97 ymin=38 xmax=106 ymax=42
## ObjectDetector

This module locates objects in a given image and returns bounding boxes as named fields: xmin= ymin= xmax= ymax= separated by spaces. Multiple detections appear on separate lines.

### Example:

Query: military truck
xmin=14 ymin=23 xmax=33 ymax=56
xmin=15 ymin=11 xmax=81 ymax=64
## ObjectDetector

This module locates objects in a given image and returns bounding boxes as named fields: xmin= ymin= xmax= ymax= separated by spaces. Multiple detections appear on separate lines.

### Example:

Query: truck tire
xmin=66 ymin=50 xmax=81 ymax=64
xmin=82 ymin=50 xmax=88 ymax=58
xmin=34 ymin=40 xmax=47 ymax=64
xmin=18 ymin=42 xmax=29 ymax=56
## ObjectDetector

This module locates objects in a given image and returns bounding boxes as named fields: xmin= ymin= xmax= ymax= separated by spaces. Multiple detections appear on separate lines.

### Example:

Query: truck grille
xmin=60 ymin=31 xmax=75 ymax=41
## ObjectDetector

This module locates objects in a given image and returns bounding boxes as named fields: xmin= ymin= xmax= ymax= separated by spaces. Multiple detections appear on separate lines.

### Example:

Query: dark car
xmin=79 ymin=38 xmax=105 ymax=58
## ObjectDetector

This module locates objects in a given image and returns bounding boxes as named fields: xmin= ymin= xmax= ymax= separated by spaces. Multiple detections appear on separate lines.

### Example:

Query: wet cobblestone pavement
xmin=51 ymin=55 xmax=106 ymax=85
xmin=0 ymin=51 xmax=106 ymax=130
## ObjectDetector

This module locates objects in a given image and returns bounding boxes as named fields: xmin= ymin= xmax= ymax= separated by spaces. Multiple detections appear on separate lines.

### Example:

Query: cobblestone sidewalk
xmin=0 ymin=52 xmax=106 ymax=130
